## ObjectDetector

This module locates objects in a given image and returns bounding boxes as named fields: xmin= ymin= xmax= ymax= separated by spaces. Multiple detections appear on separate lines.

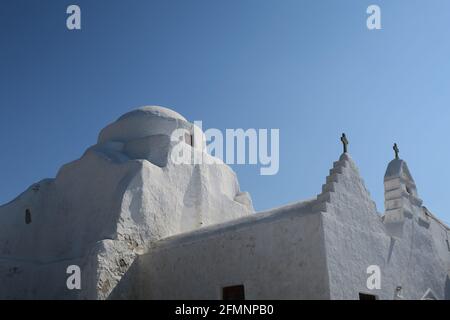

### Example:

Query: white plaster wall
xmin=0 ymin=107 xmax=253 ymax=299
xmin=1 ymin=106 xmax=448 ymax=300
xmin=121 ymin=152 xmax=450 ymax=300
xmin=129 ymin=200 xmax=330 ymax=300
xmin=318 ymin=154 xmax=450 ymax=299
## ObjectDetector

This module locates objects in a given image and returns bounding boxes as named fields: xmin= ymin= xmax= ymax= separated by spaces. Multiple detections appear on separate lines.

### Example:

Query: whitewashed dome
xmin=384 ymin=158 xmax=419 ymax=198
xmin=98 ymin=106 xmax=191 ymax=144
xmin=117 ymin=106 xmax=187 ymax=122
xmin=384 ymin=159 xmax=414 ymax=182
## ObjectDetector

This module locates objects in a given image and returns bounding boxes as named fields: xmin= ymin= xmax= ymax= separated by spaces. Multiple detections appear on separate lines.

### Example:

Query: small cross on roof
xmin=393 ymin=143 xmax=400 ymax=159
xmin=340 ymin=133 xmax=348 ymax=153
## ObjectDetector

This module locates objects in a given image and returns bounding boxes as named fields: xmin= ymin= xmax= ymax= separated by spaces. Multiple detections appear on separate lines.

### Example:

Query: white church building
xmin=0 ymin=106 xmax=449 ymax=300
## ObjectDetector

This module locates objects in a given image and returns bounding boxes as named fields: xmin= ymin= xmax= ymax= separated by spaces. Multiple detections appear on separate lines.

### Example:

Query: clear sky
xmin=1 ymin=0 xmax=449 ymax=224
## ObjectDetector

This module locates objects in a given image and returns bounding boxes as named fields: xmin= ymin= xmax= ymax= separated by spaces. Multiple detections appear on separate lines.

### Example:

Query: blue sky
xmin=1 ymin=0 xmax=449 ymax=224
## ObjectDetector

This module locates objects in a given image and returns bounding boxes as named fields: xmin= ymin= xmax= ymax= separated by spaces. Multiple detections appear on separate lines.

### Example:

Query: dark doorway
xmin=359 ymin=293 xmax=377 ymax=300
xmin=25 ymin=209 xmax=32 ymax=224
xmin=222 ymin=285 xmax=245 ymax=300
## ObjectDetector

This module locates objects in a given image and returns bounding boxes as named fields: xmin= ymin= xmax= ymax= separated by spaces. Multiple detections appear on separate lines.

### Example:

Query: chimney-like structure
xmin=383 ymin=158 xmax=423 ymax=223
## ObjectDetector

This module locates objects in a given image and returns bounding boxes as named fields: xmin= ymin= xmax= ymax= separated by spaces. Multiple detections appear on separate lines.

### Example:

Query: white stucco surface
xmin=319 ymin=154 xmax=450 ymax=299
xmin=116 ymin=199 xmax=330 ymax=299
xmin=114 ymin=153 xmax=450 ymax=300
xmin=0 ymin=106 xmax=253 ymax=299
xmin=0 ymin=106 xmax=449 ymax=300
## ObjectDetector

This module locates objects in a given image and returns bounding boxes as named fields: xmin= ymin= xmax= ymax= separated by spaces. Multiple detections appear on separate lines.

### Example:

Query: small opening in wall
xmin=184 ymin=133 xmax=193 ymax=147
xmin=222 ymin=285 xmax=245 ymax=300
xmin=25 ymin=209 xmax=32 ymax=224
xmin=446 ymin=239 xmax=450 ymax=252
xmin=405 ymin=185 xmax=411 ymax=195
xmin=359 ymin=293 xmax=378 ymax=300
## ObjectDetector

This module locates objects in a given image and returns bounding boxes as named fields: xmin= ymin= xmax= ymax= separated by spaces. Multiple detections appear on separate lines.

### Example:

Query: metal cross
xmin=341 ymin=133 xmax=348 ymax=153
xmin=393 ymin=143 xmax=399 ymax=159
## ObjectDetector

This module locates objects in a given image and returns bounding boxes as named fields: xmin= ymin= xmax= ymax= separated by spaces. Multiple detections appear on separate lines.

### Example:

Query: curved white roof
xmin=384 ymin=159 xmax=414 ymax=182
xmin=98 ymin=106 xmax=190 ymax=144
xmin=117 ymin=106 xmax=187 ymax=122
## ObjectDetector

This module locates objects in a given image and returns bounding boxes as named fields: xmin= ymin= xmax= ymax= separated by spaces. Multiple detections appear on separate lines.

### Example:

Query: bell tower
xmin=383 ymin=143 xmax=424 ymax=224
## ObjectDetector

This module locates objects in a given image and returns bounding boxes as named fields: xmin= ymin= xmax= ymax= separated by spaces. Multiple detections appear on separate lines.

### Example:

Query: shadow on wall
xmin=107 ymin=257 xmax=140 ymax=300
xmin=446 ymin=275 xmax=450 ymax=300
